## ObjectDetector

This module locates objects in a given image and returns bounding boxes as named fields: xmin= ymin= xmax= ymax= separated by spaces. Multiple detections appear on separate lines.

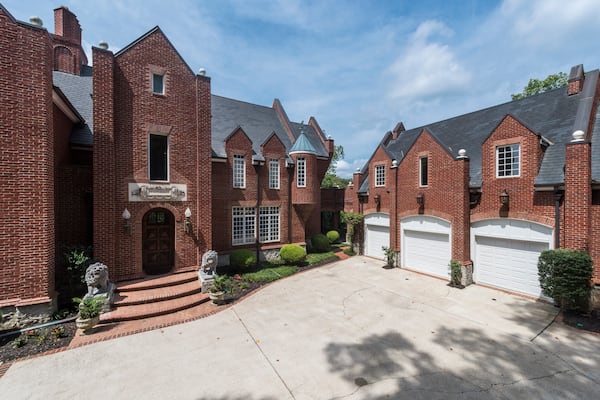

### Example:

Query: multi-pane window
xmin=269 ymin=159 xmax=280 ymax=189
xmin=152 ymin=73 xmax=164 ymax=94
xmin=497 ymin=144 xmax=520 ymax=177
xmin=149 ymin=134 xmax=168 ymax=181
xmin=233 ymin=155 xmax=246 ymax=188
xmin=419 ymin=156 xmax=428 ymax=187
xmin=297 ymin=157 xmax=306 ymax=187
xmin=259 ymin=206 xmax=280 ymax=242
xmin=375 ymin=165 xmax=385 ymax=186
xmin=232 ymin=207 xmax=255 ymax=245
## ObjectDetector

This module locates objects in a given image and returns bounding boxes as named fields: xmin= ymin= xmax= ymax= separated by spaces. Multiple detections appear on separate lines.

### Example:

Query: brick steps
xmin=100 ymin=271 xmax=210 ymax=323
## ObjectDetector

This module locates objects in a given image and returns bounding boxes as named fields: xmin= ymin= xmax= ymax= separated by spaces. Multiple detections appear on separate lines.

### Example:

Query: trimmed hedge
xmin=280 ymin=244 xmax=307 ymax=265
xmin=326 ymin=230 xmax=340 ymax=243
xmin=538 ymin=249 xmax=592 ymax=311
xmin=230 ymin=249 xmax=256 ymax=270
xmin=311 ymin=234 xmax=330 ymax=253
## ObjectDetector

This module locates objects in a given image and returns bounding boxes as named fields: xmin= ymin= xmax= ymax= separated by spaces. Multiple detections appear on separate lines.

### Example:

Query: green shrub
xmin=538 ymin=249 xmax=593 ymax=311
xmin=343 ymin=247 xmax=355 ymax=256
xmin=382 ymin=246 xmax=395 ymax=267
xmin=280 ymin=244 xmax=307 ymax=265
xmin=448 ymin=260 xmax=462 ymax=286
xmin=311 ymin=234 xmax=330 ymax=253
xmin=60 ymin=245 xmax=95 ymax=298
xmin=230 ymin=249 xmax=257 ymax=270
xmin=326 ymin=230 xmax=340 ymax=243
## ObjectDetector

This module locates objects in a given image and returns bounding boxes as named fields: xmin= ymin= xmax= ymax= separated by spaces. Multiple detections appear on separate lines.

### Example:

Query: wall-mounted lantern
xmin=184 ymin=207 xmax=192 ymax=234
xmin=499 ymin=189 xmax=509 ymax=206
xmin=374 ymin=194 xmax=381 ymax=204
xmin=416 ymin=193 xmax=424 ymax=206
xmin=122 ymin=208 xmax=131 ymax=234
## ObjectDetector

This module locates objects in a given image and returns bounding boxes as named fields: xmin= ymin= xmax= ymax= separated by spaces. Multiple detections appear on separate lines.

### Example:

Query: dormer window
xmin=419 ymin=156 xmax=428 ymax=187
xmin=497 ymin=144 xmax=520 ymax=177
xmin=152 ymin=73 xmax=164 ymax=94
xmin=233 ymin=155 xmax=246 ymax=188
xmin=375 ymin=165 xmax=385 ymax=187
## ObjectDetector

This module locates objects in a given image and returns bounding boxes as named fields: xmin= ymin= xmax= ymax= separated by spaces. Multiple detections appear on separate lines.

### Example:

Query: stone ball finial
xmin=572 ymin=130 xmax=585 ymax=142
xmin=391 ymin=159 xmax=398 ymax=168
xmin=458 ymin=149 xmax=467 ymax=158
xmin=198 ymin=68 xmax=206 ymax=76
xmin=98 ymin=41 xmax=109 ymax=50
xmin=29 ymin=16 xmax=43 ymax=27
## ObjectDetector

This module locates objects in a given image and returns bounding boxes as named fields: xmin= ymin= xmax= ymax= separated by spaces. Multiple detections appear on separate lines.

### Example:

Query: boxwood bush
xmin=230 ymin=249 xmax=257 ymax=270
xmin=311 ymin=233 xmax=330 ymax=253
xmin=280 ymin=244 xmax=307 ymax=265
xmin=538 ymin=249 xmax=592 ymax=311
xmin=326 ymin=230 xmax=340 ymax=243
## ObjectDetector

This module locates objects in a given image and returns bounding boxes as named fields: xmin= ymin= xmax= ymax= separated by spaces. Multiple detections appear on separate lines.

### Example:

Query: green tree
xmin=511 ymin=72 xmax=568 ymax=100
xmin=322 ymin=145 xmax=351 ymax=188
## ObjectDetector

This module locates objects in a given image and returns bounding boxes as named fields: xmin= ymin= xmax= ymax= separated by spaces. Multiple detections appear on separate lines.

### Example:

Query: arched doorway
xmin=142 ymin=208 xmax=175 ymax=275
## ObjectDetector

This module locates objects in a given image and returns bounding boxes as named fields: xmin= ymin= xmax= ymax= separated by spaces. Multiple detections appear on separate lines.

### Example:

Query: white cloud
xmin=386 ymin=20 xmax=470 ymax=101
xmin=336 ymin=159 xmax=367 ymax=179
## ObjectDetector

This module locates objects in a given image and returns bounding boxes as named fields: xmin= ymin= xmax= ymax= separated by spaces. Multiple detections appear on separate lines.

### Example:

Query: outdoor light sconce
xmin=374 ymin=194 xmax=381 ymax=204
xmin=499 ymin=189 xmax=509 ymax=206
xmin=122 ymin=208 xmax=131 ymax=234
xmin=416 ymin=193 xmax=424 ymax=206
xmin=184 ymin=207 xmax=192 ymax=234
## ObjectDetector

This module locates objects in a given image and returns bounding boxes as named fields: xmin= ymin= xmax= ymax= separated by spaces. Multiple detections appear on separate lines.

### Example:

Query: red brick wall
xmin=51 ymin=7 xmax=86 ymax=74
xmin=0 ymin=11 xmax=55 ymax=304
xmin=473 ymin=116 xmax=555 ymax=227
xmin=93 ymin=29 xmax=210 ymax=281
xmin=564 ymin=142 xmax=591 ymax=249
xmin=395 ymin=131 xmax=470 ymax=262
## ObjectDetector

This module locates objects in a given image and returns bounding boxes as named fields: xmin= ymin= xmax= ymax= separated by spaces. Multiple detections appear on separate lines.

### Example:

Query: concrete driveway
xmin=2 ymin=256 xmax=599 ymax=399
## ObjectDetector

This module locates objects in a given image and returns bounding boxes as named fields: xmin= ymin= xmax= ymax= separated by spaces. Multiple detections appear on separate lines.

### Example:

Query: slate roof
xmin=289 ymin=133 xmax=317 ymax=154
xmin=53 ymin=67 xmax=93 ymax=146
xmin=364 ymin=70 xmax=599 ymax=189
xmin=211 ymin=95 xmax=328 ymax=159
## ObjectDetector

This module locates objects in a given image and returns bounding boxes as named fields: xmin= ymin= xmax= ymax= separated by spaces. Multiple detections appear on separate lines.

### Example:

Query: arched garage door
xmin=471 ymin=219 xmax=553 ymax=299
xmin=401 ymin=216 xmax=451 ymax=278
xmin=364 ymin=213 xmax=390 ymax=260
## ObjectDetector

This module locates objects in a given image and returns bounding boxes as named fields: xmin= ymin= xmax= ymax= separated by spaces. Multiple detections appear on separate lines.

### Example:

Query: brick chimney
xmin=568 ymin=64 xmax=584 ymax=95
xmin=52 ymin=6 xmax=87 ymax=74
xmin=392 ymin=122 xmax=405 ymax=140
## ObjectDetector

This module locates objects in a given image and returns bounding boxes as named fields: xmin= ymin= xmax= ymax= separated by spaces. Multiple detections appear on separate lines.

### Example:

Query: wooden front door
xmin=142 ymin=208 xmax=174 ymax=275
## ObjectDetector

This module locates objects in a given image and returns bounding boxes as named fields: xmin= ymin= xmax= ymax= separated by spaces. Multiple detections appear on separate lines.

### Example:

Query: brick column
xmin=92 ymin=47 xmax=116 ymax=269
xmin=564 ymin=131 xmax=591 ymax=251
xmin=196 ymin=74 xmax=212 ymax=258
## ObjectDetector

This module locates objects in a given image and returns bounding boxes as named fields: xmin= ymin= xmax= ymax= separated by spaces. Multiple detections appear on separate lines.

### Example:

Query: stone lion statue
xmin=201 ymin=250 xmax=218 ymax=275
xmin=85 ymin=262 xmax=110 ymax=296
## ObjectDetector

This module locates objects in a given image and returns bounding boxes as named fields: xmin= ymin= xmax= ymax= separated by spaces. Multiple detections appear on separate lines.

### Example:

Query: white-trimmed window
xmin=233 ymin=155 xmax=246 ymax=188
xmin=259 ymin=206 xmax=280 ymax=242
xmin=419 ymin=156 xmax=428 ymax=187
xmin=152 ymin=73 xmax=164 ymax=94
xmin=375 ymin=165 xmax=385 ymax=186
xmin=297 ymin=157 xmax=306 ymax=187
xmin=149 ymin=133 xmax=168 ymax=181
xmin=497 ymin=144 xmax=520 ymax=177
xmin=232 ymin=207 xmax=255 ymax=245
xmin=269 ymin=159 xmax=280 ymax=189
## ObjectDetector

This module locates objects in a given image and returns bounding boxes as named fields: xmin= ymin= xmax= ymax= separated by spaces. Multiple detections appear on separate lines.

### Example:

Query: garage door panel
xmin=403 ymin=229 xmax=450 ymax=278
xmin=475 ymin=236 xmax=549 ymax=299
xmin=365 ymin=224 xmax=389 ymax=260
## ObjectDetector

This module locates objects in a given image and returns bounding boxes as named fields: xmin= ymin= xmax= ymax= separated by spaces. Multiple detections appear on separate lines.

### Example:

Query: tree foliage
xmin=511 ymin=72 xmax=568 ymax=100
xmin=322 ymin=145 xmax=351 ymax=188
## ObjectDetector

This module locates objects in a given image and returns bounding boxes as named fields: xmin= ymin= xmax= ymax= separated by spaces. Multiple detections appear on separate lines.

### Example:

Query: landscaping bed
xmin=0 ymin=320 xmax=77 ymax=364
xmin=562 ymin=309 xmax=600 ymax=334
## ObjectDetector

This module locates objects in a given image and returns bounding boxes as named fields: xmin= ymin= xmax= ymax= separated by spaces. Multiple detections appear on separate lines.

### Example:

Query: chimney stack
xmin=568 ymin=64 xmax=584 ymax=96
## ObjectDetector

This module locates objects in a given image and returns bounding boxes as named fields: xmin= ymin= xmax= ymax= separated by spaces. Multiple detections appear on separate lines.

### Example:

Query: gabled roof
xmin=378 ymin=71 xmax=594 ymax=187
xmin=53 ymin=68 xmax=93 ymax=146
xmin=211 ymin=95 xmax=329 ymax=159
xmin=114 ymin=26 xmax=195 ymax=76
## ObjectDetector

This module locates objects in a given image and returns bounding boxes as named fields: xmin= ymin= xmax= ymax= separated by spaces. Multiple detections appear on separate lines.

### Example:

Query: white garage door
xmin=401 ymin=216 xmax=451 ymax=278
xmin=472 ymin=219 xmax=553 ymax=299
xmin=364 ymin=213 xmax=390 ymax=260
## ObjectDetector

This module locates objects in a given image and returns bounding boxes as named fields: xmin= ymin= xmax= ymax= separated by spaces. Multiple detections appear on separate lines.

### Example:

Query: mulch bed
xmin=0 ymin=320 xmax=77 ymax=364
xmin=561 ymin=309 xmax=600 ymax=334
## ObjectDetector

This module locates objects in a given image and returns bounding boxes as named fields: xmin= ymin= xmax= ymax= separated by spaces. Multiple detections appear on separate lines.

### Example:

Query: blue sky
xmin=4 ymin=0 xmax=600 ymax=177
